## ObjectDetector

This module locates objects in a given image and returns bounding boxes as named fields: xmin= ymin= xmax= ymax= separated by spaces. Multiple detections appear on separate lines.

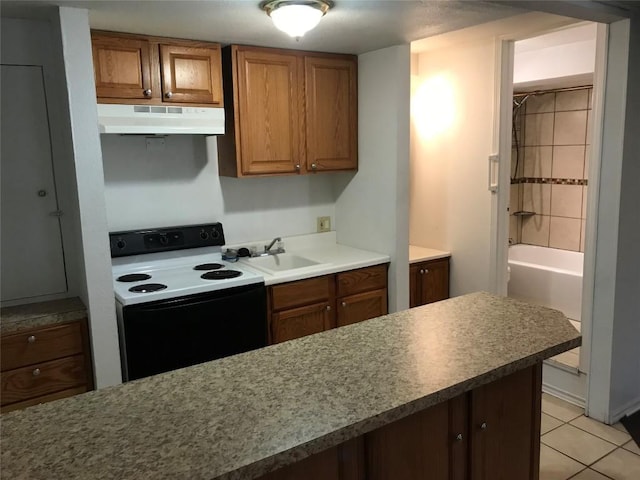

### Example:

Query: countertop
xmin=0 ymin=292 xmax=580 ymax=480
xmin=0 ymin=297 xmax=86 ymax=335
xmin=409 ymin=245 xmax=451 ymax=264
xmin=232 ymin=232 xmax=390 ymax=285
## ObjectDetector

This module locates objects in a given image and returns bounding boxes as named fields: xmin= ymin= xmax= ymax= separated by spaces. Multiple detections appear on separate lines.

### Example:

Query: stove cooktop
xmin=111 ymin=249 xmax=264 ymax=306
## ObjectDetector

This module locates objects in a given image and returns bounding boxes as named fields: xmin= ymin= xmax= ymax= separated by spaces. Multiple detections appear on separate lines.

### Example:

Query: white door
xmin=1 ymin=64 xmax=67 ymax=302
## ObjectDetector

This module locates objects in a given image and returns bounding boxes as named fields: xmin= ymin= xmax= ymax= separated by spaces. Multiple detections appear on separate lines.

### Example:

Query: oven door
xmin=119 ymin=283 xmax=266 ymax=381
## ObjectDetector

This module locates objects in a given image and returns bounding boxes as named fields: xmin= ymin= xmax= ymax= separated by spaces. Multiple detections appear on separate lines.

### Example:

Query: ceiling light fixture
xmin=261 ymin=0 xmax=333 ymax=38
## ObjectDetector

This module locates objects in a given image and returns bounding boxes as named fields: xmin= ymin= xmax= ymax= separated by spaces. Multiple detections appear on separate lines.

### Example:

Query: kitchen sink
xmin=244 ymin=254 xmax=322 ymax=274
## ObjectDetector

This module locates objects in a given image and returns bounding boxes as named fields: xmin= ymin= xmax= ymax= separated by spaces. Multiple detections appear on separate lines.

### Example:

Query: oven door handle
xmin=130 ymin=285 xmax=263 ymax=312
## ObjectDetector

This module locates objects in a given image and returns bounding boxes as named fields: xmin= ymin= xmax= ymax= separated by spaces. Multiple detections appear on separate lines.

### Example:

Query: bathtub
xmin=508 ymin=245 xmax=584 ymax=321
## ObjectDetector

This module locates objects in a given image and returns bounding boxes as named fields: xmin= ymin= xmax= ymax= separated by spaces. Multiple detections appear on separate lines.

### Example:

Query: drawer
xmin=1 ymin=321 xmax=84 ymax=371
xmin=0 ymin=386 xmax=88 ymax=414
xmin=270 ymin=275 xmax=332 ymax=311
xmin=1 ymin=354 xmax=87 ymax=406
xmin=337 ymin=264 xmax=388 ymax=297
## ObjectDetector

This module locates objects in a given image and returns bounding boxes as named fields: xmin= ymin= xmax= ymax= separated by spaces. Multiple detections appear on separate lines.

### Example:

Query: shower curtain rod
xmin=513 ymin=84 xmax=593 ymax=97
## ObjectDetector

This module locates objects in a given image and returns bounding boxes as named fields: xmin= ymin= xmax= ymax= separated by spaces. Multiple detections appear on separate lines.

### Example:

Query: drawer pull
xmin=341 ymin=301 xmax=347 ymax=307
xmin=27 ymin=335 xmax=36 ymax=343
xmin=326 ymin=305 xmax=331 ymax=311
xmin=455 ymin=433 xmax=463 ymax=441
xmin=32 ymin=368 xmax=41 ymax=376
xmin=480 ymin=422 xmax=488 ymax=430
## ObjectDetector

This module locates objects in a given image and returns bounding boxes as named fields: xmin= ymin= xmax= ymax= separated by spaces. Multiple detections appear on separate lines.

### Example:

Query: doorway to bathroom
xmin=505 ymin=22 xmax=602 ymax=407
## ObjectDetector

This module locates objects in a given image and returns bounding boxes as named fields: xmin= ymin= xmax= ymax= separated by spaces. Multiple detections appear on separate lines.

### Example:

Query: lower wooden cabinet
xmin=257 ymin=365 xmax=542 ymax=480
xmin=271 ymin=302 xmax=333 ymax=344
xmin=268 ymin=264 xmax=388 ymax=344
xmin=1 ymin=319 xmax=93 ymax=413
xmin=410 ymin=257 xmax=450 ymax=308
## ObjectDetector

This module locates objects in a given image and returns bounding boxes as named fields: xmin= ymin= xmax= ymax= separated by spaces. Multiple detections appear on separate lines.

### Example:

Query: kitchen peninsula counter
xmin=0 ymin=292 xmax=580 ymax=480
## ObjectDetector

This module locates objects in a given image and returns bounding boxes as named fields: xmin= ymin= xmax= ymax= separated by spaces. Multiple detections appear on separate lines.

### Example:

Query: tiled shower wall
xmin=510 ymin=87 xmax=592 ymax=252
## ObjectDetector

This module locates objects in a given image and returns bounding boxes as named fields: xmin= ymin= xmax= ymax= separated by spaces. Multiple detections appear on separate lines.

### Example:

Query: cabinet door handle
xmin=295 ymin=164 xmax=301 ymax=170
xmin=455 ymin=433 xmax=463 ymax=441
xmin=420 ymin=269 xmax=424 ymax=275
xmin=165 ymin=91 xmax=173 ymax=99
xmin=480 ymin=422 xmax=488 ymax=430
xmin=27 ymin=335 xmax=36 ymax=343
xmin=424 ymin=269 xmax=429 ymax=274
xmin=143 ymin=89 xmax=152 ymax=97
xmin=326 ymin=305 xmax=331 ymax=311
xmin=311 ymin=163 xmax=317 ymax=170
xmin=341 ymin=301 xmax=347 ymax=307
xmin=32 ymin=368 xmax=41 ymax=376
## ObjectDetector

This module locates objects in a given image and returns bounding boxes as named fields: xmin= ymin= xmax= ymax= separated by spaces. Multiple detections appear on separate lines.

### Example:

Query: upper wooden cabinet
xmin=91 ymin=31 xmax=222 ymax=106
xmin=91 ymin=35 xmax=153 ymax=100
xmin=159 ymin=44 xmax=222 ymax=104
xmin=218 ymin=45 xmax=357 ymax=177
xmin=304 ymin=56 xmax=358 ymax=172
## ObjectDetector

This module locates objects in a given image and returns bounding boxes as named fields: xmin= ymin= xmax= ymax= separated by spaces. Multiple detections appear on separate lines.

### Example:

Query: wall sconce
xmin=261 ymin=0 xmax=333 ymax=38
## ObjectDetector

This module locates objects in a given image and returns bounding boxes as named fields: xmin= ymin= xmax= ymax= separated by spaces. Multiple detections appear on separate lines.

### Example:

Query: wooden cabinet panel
xmin=410 ymin=258 xmax=450 ymax=308
xmin=1 ymin=322 xmax=84 ymax=371
xmin=1 ymin=386 xmax=88 ymax=414
xmin=258 ymin=438 xmax=364 ymax=480
xmin=337 ymin=289 xmax=387 ymax=328
xmin=1 ymin=354 xmax=87 ymax=405
xmin=271 ymin=302 xmax=333 ymax=344
xmin=271 ymin=276 xmax=332 ymax=311
xmin=337 ymin=265 xmax=387 ymax=297
xmin=160 ymin=44 xmax=222 ymax=104
xmin=470 ymin=365 xmax=541 ymax=480
xmin=304 ymin=56 xmax=357 ymax=172
xmin=235 ymin=48 xmax=302 ymax=175
xmin=219 ymin=46 xmax=357 ymax=177
xmin=91 ymin=34 xmax=153 ymax=100
xmin=366 ymin=400 xmax=460 ymax=480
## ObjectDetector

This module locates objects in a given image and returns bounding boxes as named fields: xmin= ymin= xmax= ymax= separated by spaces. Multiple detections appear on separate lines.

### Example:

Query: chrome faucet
xmin=263 ymin=237 xmax=285 ymax=255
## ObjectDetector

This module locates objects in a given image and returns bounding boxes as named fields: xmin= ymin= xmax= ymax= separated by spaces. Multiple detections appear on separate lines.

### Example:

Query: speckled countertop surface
xmin=1 ymin=292 xmax=580 ymax=480
xmin=0 ymin=297 xmax=86 ymax=335
xmin=409 ymin=245 xmax=451 ymax=263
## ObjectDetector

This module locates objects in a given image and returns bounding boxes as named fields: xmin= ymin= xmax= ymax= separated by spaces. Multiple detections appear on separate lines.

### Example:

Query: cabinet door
xmin=235 ymin=49 xmax=302 ymax=175
xmin=366 ymin=396 xmax=468 ymax=480
xmin=419 ymin=259 xmax=450 ymax=306
xmin=409 ymin=264 xmax=422 ymax=308
xmin=337 ymin=289 xmax=387 ymax=328
xmin=304 ymin=56 xmax=357 ymax=172
xmin=470 ymin=365 xmax=541 ymax=480
xmin=91 ymin=34 xmax=153 ymax=100
xmin=258 ymin=438 xmax=364 ymax=480
xmin=160 ymin=44 xmax=222 ymax=104
xmin=271 ymin=302 xmax=333 ymax=344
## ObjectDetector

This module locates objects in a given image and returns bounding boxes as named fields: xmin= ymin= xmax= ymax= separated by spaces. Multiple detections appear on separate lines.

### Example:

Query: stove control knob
xmin=159 ymin=235 xmax=169 ymax=245
xmin=211 ymin=229 xmax=220 ymax=239
xmin=200 ymin=230 xmax=209 ymax=240
xmin=116 ymin=239 xmax=126 ymax=250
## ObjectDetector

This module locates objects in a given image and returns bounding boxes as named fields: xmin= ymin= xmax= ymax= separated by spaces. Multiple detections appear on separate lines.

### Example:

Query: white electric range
xmin=109 ymin=223 xmax=267 ymax=381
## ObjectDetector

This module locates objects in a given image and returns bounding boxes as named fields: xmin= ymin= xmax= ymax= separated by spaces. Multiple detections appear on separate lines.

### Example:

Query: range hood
xmin=97 ymin=104 xmax=225 ymax=135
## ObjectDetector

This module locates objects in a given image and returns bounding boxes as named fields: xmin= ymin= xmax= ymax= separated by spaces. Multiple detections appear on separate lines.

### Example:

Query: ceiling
xmin=0 ymin=0 xmax=530 ymax=54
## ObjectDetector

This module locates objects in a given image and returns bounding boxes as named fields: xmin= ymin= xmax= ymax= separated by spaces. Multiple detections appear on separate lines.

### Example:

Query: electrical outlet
xmin=317 ymin=216 xmax=331 ymax=233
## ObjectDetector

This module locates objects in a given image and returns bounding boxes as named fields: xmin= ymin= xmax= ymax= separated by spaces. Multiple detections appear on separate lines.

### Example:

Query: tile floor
xmin=540 ymin=393 xmax=640 ymax=479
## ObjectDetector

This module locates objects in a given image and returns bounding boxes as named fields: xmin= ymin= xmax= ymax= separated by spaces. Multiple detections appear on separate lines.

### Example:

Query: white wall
xmin=101 ymin=136 xmax=336 ymax=244
xmin=335 ymin=45 xmax=411 ymax=313
xmin=514 ymin=24 xmax=597 ymax=89
xmin=410 ymin=38 xmax=497 ymax=297
xmin=53 ymin=7 xmax=121 ymax=388
xmin=587 ymin=17 xmax=640 ymax=423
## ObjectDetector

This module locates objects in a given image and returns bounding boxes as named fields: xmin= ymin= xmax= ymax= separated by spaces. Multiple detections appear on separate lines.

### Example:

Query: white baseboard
xmin=542 ymin=361 xmax=587 ymax=408
xmin=611 ymin=396 xmax=640 ymax=424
